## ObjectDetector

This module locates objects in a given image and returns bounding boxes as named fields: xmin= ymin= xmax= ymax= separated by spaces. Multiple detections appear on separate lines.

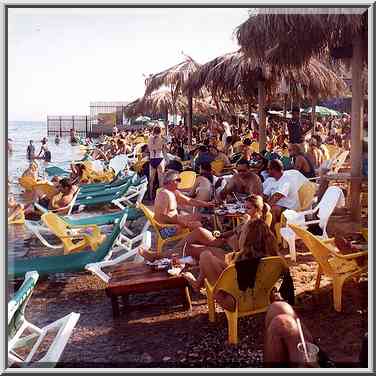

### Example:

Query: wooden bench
xmin=105 ymin=262 xmax=192 ymax=318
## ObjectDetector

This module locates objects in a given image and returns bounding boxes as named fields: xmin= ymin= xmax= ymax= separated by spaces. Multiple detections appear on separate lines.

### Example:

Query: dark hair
xmin=243 ymin=138 xmax=252 ymax=146
xmin=199 ymin=145 xmax=208 ymax=152
xmin=153 ymin=126 xmax=161 ymax=135
xmin=237 ymin=159 xmax=250 ymax=168
xmin=269 ymin=159 xmax=283 ymax=172
xmin=292 ymin=107 xmax=300 ymax=113
xmin=226 ymin=136 xmax=233 ymax=144
xmin=59 ymin=178 xmax=72 ymax=189
xmin=200 ymin=161 xmax=212 ymax=172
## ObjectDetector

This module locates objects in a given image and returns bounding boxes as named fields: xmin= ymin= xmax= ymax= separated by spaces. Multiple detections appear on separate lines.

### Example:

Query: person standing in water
xmin=26 ymin=140 xmax=35 ymax=160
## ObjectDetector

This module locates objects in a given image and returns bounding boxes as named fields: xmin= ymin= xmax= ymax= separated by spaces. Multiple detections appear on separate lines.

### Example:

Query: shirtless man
xmin=141 ymin=170 xmax=215 ymax=260
xmin=25 ymin=178 xmax=78 ymax=219
xmin=218 ymin=159 xmax=262 ymax=201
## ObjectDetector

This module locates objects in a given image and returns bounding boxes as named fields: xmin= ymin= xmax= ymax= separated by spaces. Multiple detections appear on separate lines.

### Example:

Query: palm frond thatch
xmin=144 ymin=55 xmax=201 ymax=97
xmin=236 ymin=8 xmax=368 ymax=67
xmin=123 ymin=90 xmax=234 ymax=118
xmin=184 ymin=50 xmax=346 ymax=105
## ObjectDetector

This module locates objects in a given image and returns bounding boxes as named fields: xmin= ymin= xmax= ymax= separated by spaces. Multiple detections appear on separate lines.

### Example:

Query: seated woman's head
xmin=245 ymin=194 xmax=266 ymax=219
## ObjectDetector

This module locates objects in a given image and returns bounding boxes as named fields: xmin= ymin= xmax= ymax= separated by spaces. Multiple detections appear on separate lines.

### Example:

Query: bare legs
xmin=264 ymin=301 xmax=316 ymax=367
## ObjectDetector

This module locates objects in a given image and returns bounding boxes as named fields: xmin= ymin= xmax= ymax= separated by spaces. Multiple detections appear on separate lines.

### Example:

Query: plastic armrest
xmin=331 ymin=250 xmax=368 ymax=259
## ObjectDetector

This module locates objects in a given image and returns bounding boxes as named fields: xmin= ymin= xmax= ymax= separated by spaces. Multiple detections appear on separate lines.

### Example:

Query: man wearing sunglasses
xmin=154 ymin=170 xmax=215 ymax=240
xmin=218 ymin=159 xmax=262 ymax=202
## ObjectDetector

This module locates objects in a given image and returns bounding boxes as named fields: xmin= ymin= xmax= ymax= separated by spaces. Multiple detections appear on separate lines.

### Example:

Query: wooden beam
xmin=187 ymin=92 xmax=193 ymax=146
xmin=350 ymin=33 xmax=364 ymax=221
xmin=258 ymin=81 xmax=267 ymax=151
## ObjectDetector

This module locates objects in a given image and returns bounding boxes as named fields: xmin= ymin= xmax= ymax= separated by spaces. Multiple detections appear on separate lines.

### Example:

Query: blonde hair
xmin=245 ymin=194 xmax=270 ymax=221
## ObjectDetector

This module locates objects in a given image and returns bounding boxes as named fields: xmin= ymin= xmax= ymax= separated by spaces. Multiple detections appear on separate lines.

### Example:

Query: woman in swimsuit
xmin=148 ymin=126 xmax=166 ymax=199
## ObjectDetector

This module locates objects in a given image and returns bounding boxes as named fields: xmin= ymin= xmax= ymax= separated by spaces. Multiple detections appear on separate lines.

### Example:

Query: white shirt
xmin=263 ymin=170 xmax=308 ymax=210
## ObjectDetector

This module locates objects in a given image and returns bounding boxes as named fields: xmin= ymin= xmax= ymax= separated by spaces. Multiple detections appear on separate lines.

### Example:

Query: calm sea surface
xmin=8 ymin=121 xmax=84 ymax=257
xmin=8 ymin=121 xmax=83 ymax=199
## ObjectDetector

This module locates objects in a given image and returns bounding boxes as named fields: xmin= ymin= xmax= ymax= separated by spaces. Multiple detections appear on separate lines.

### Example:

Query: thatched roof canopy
xmin=123 ymin=90 xmax=233 ymax=118
xmin=144 ymin=55 xmax=201 ymax=97
xmin=184 ymin=50 xmax=346 ymax=104
xmin=236 ymin=8 xmax=368 ymax=67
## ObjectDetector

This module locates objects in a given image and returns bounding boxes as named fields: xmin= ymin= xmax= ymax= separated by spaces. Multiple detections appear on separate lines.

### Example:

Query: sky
xmin=7 ymin=7 xmax=250 ymax=121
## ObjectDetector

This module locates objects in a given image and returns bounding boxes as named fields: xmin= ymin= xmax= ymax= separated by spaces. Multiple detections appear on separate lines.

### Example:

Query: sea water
xmin=7 ymin=121 xmax=84 ymax=256
xmin=8 ymin=121 xmax=83 ymax=198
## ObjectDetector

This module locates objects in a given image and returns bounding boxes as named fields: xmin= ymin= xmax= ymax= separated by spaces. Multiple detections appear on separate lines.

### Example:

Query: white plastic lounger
xmin=85 ymin=230 xmax=152 ymax=283
xmin=8 ymin=271 xmax=80 ymax=367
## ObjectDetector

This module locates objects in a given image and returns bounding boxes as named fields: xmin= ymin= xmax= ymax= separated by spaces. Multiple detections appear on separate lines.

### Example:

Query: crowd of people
xmin=8 ymin=108 xmax=368 ymax=368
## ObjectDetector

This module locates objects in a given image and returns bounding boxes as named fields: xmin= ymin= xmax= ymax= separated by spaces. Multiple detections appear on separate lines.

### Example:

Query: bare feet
xmin=214 ymin=290 xmax=236 ymax=312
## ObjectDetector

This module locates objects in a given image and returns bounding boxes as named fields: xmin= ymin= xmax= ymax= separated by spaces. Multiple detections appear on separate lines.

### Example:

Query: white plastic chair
xmin=85 ymin=230 xmax=152 ymax=283
xmin=8 ymin=271 xmax=80 ymax=367
xmin=280 ymin=186 xmax=346 ymax=262
xmin=109 ymin=154 xmax=129 ymax=176
xmin=310 ymin=150 xmax=350 ymax=180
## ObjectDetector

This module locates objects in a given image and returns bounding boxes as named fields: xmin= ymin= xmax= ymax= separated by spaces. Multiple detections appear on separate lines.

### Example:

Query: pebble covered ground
xmin=8 ymin=208 xmax=368 ymax=368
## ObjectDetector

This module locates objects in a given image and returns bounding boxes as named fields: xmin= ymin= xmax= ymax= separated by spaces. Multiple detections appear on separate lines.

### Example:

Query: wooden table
xmin=105 ymin=262 xmax=192 ymax=318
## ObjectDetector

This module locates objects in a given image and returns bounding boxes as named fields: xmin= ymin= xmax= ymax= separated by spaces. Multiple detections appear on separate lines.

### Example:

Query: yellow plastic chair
xmin=250 ymin=142 xmax=259 ymax=153
xmin=41 ymin=212 xmax=105 ymax=255
xmin=204 ymin=256 xmax=287 ymax=345
xmin=361 ymin=228 xmax=368 ymax=242
xmin=138 ymin=204 xmax=190 ymax=254
xmin=289 ymin=224 xmax=368 ymax=312
xmin=19 ymin=176 xmax=47 ymax=192
xmin=298 ymin=181 xmax=317 ymax=211
xmin=8 ymin=209 xmax=25 ymax=225
xmin=178 ymin=171 xmax=196 ymax=190
xmin=275 ymin=181 xmax=317 ymax=244
xmin=81 ymin=162 xmax=115 ymax=183
xmin=264 ymin=211 xmax=272 ymax=228
xmin=211 ymin=160 xmax=225 ymax=176
xmin=324 ymin=144 xmax=341 ymax=159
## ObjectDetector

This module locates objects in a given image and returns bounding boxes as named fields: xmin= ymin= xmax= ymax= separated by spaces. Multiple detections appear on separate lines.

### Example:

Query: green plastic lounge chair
xmin=77 ymin=177 xmax=133 ymax=199
xmin=9 ymin=214 xmax=127 ymax=279
xmin=8 ymin=271 xmax=80 ymax=367
xmin=78 ymin=174 xmax=134 ymax=194
xmin=76 ymin=176 xmax=147 ymax=209
xmin=45 ymin=166 xmax=70 ymax=177
xmin=63 ymin=207 xmax=143 ymax=226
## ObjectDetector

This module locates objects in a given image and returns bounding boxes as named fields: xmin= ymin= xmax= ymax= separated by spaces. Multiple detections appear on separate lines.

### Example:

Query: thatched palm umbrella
xmin=236 ymin=8 xmax=367 ymax=220
xmin=124 ymin=90 xmax=224 ymax=121
xmin=144 ymin=55 xmax=201 ymax=145
xmin=185 ymin=50 xmax=346 ymax=150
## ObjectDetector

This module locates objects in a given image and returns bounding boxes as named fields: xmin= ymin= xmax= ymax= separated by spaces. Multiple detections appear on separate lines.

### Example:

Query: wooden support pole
xmin=258 ymin=80 xmax=267 ymax=151
xmin=311 ymin=99 xmax=317 ymax=134
xmin=187 ymin=92 xmax=193 ymax=146
xmin=350 ymin=33 xmax=364 ymax=221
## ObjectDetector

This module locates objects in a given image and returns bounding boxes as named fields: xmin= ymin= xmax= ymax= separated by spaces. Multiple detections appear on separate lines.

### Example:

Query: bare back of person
xmin=233 ymin=172 xmax=262 ymax=196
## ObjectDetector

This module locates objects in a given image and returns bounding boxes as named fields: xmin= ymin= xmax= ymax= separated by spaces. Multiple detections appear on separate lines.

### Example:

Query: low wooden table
xmin=105 ymin=262 xmax=192 ymax=318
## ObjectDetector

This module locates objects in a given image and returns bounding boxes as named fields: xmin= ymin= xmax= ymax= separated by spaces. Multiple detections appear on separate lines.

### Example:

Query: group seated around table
xmin=182 ymin=194 xmax=278 ymax=312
